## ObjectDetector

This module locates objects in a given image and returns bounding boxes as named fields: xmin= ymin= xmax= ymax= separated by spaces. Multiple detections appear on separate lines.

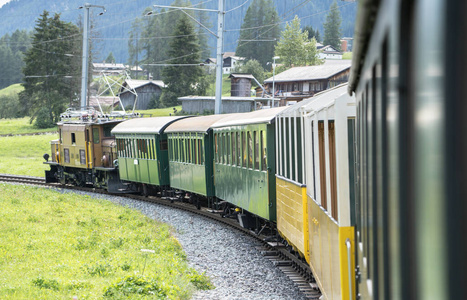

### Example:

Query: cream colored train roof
xmin=211 ymin=107 xmax=287 ymax=128
xmin=165 ymin=114 xmax=234 ymax=134
xmin=111 ymin=116 xmax=190 ymax=135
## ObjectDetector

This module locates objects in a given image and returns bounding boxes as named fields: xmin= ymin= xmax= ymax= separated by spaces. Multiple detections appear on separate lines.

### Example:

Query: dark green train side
xmin=111 ymin=108 xmax=286 ymax=226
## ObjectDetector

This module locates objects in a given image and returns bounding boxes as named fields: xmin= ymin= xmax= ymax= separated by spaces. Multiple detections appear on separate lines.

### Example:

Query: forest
xmin=0 ymin=0 xmax=357 ymax=62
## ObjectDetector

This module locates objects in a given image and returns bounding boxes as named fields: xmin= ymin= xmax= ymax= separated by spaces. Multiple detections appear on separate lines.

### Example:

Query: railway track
xmin=0 ymin=175 xmax=321 ymax=299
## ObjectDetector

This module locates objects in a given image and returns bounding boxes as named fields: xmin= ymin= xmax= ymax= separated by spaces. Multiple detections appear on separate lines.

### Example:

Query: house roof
xmin=229 ymin=73 xmax=255 ymax=80
xmin=264 ymin=60 xmax=351 ymax=83
xmin=122 ymin=79 xmax=165 ymax=91
xmin=88 ymin=96 xmax=120 ymax=107
xmin=93 ymin=63 xmax=125 ymax=69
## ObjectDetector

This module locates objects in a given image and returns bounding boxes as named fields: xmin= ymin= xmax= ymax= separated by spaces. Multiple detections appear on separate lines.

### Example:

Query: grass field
xmin=0 ymin=117 xmax=56 ymax=135
xmin=0 ymin=83 xmax=23 ymax=97
xmin=0 ymin=184 xmax=211 ymax=299
xmin=0 ymin=134 xmax=57 ymax=177
xmin=136 ymin=106 xmax=182 ymax=117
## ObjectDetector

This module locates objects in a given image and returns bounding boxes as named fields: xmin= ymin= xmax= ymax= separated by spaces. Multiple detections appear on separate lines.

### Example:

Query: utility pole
xmin=214 ymin=0 xmax=225 ymax=114
xmin=79 ymin=3 xmax=105 ymax=110
xmin=152 ymin=0 xmax=225 ymax=114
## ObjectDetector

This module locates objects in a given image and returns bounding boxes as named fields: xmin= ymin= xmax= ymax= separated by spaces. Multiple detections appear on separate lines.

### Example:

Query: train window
xmin=248 ymin=131 xmax=253 ymax=169
xmin=226 ymin=132 xmax=231 ymax=165
xmin=59 ymin=129 xmax=62 ymax=143
xmin=261 ymin=131 xmax=267 ymax=171
xmin=329 ymin=122 xmax=338 ymax=221
xmin=187 ymin=138 xmax=191 ymax=164
xmin=160 ymin=139 xmax=168 ymax=151
xmin=201 ymin=139 xmax=205 ymax=165
xmin=214 ymin=133 xmax=218 ymax=163
xmin=93 ymin=128 xmax=100 ymax=144
xmin=231 ymin=132 xmax=236 ymax=166
xmin=193 ymin=137 xmax=197 ymax=165
xmin=80 ymin=150 xmax=86 ymax=165
xmin=318 ymin=121 xmax=328 ymax=209
xmin=254 ymin=131 xmax=259 ymax=170
xmin=71 ymin=133 xmax=76 ymax=144
xmin=103 ymin=125 xmax=112 ymax=137
xmin=175 ymin=137 xmax=179 ymax=162
xmin=237 ymin=132 xmax=241 ymax=167
xmin=197 ymin=139 xmax=202 ymax=165
xmin=64 ymin=148 xmax=70 ymax=163
xmin=242 ymin=132 xmax=246 ymax=167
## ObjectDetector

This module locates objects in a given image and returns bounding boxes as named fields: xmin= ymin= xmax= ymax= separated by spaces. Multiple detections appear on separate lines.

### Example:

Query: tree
xmin=161 ymin=14 xmax=206 ymax=107
xmin=0 ymin=30 xmax=31 ymax=89
xmin=129 ymin=0 xmax=209 ymax=80
xmin=274 ymin=16 xmax=322 ymax=68
xmin=323 ymin=1 xmax=342 ymax=51
xmin=303 ymin=25 xmax=321 ymax=43
xmin=19 ymin=11 xmax=81 ymax=124
xmin=105 ymin=52 xmax=116 ymax=63
xmin=235 ymin=0 xmax=281 ymax=68
xmin=236 ymin=59 xmax=265 ymax=86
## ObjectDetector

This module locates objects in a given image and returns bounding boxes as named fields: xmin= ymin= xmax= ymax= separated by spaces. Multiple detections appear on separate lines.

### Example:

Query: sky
xmin=0 ymin=0 xmax=9 ymax=8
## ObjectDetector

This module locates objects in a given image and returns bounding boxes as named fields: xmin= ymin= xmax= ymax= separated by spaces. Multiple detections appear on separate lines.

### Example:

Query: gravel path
xmin=66 ymin=189 xmax=307 ymax=300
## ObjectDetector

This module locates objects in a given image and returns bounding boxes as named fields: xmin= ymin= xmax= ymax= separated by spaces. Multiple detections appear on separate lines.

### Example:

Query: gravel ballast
xmin=67 ymin=190 xmax=307 ymax=300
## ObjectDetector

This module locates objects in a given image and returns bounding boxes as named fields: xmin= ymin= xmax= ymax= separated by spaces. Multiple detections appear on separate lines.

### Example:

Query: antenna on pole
xmin=151 ymin=0 xmax=225 ymax=114
xmin=79 ymin=3 xmax=106 ymax=110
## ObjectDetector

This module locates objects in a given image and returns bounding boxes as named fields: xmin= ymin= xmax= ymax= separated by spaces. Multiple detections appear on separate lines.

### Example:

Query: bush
xmin=0 ymin=94 xmax=21 ymax=119
xmin=34 ymin=107 xmax=54 ymax=129
xmin=32 ymin=277 xmax=60 ymax=290
xmin=103 ymin=275 xmax=167 ymax=298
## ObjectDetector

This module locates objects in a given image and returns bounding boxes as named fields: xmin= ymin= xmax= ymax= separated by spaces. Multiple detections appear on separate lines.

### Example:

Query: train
xmin=44 ymin=83 xmax=356 ymax=299
xmin=348 ymin=0 xmax=466 ymax=299
xmin=43 ymin=0 xmax=466 ymax=299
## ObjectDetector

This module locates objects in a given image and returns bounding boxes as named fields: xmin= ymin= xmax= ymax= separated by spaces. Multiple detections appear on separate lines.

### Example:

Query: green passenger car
xmin=164 ymin=114 xmax=232 ymax=202
xmin=111 ymin=116 xmax=189 ymax=188
xmin=211 ymin=107 xmax=287 ymax=221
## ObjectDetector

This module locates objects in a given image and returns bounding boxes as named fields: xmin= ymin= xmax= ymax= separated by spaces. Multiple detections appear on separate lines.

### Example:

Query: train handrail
xmin=346 ymin=238 xmax=353 ymax=300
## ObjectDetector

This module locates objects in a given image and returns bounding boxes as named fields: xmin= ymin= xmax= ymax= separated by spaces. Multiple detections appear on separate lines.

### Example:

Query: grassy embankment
xmin=0 ymin=184 xmax=212 ymax=299
xmin=0 ymin=106 xmax=181 ymax=177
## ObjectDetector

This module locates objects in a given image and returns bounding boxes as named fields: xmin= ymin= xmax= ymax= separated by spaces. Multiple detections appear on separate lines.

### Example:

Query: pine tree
xmin=235 ymin=0 xmax=281 ymax=68
xmin=274 ymin=16 xmax=322 ymax=67
xmin=19 ymin=11 xmax=81 ymax=124
xmin=105 ymin=52 xmax=116 ymax=63
xmin=323 ymin=1 xmax=342 ymax=50
xmin=161 ymin=14 xmax=206 ymax=107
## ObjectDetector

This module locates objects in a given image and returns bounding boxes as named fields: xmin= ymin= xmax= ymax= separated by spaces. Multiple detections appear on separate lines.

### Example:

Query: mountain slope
xmin=0 ymin=0 xmax=357 ymax=63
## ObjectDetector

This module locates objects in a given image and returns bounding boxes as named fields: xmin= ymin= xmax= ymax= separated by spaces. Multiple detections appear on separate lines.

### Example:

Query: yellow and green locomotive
xmin=44 ymin=109 xmax=135 ymax=192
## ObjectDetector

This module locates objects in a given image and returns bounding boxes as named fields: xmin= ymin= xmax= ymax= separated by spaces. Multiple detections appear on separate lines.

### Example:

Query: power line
xmin=225 ymin=0 xmax=251 ymax=13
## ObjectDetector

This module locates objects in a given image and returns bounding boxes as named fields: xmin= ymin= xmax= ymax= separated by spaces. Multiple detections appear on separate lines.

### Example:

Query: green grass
xmin=0 ymin=84 xmax=23 ymax=97
xmin=342 ymin=52 xmax=353 ymax=60
xmin=0 ymin=184 xmax=212 ymax=299
xmin=0 ymin=117 xmax=57 ymax=135
xmin=136 ymin=106 xmax=182 ymax=117
xmin=206 ymin=74 xmax=231 ymax=96
xmin=0 ymin=134 xmax=58 ymax=177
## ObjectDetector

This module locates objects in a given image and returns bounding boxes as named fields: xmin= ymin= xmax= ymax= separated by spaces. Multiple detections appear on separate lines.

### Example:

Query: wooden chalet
xmin=263 ymin=60 xmax=351 ymax=104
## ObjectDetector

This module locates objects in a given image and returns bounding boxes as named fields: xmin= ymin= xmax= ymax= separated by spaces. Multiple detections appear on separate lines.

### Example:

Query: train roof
xmin=348 ymin=0 xmax=380 ymax=94
xmin=164 ymin=114 xmax=234 ymax=134
xmin=111 ymin=116 xmax=191 ymax=135
xmin=278 ymin=84 xmax=351 ymax=117
xmin=211 ymin=107 xmax=287 ymax=128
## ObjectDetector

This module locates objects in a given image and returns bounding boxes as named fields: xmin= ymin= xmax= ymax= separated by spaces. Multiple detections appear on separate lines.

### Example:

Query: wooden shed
xmin=119 ymin=80 xmax=165 ymax=110
xmin=229 ymin=73 xmax=254 ymax=97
